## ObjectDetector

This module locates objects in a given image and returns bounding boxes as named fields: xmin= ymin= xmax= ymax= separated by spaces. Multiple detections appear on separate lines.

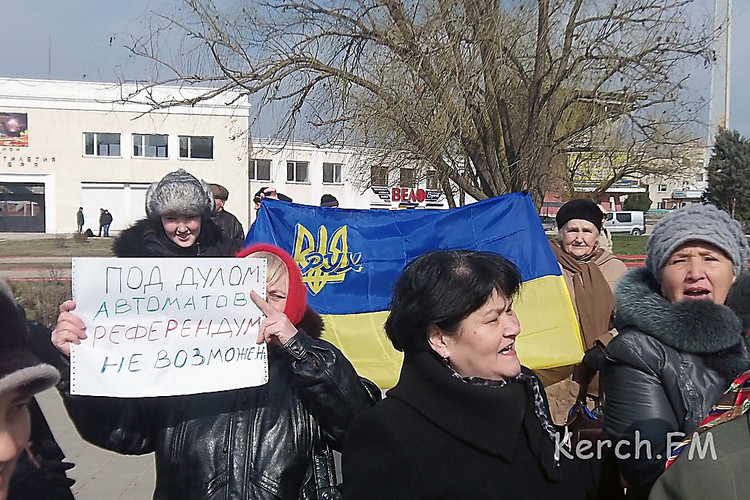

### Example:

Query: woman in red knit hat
xmin=50 ymin=243 xmax=378 ymax=499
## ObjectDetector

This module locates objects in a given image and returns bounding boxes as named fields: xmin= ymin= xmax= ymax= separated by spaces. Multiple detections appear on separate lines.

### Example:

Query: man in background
xmin=320 ymin=194 xmax=339 ymax=208
xmin=101 ymin=209 xmax=113 ymax=237
xmin=76 ymin=207 xmax=84 ymax=233
xmin=209 ymin=183 xmax=245 ymax=248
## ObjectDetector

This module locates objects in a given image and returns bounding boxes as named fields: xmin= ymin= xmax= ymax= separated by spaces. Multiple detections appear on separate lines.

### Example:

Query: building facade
xmin=0 ymin=77 xmax=450 ymax=234
xmin=0 ymin=78 xmax=251 ymax=234
xmin=248 ymin=139 xmax=447 ymax=223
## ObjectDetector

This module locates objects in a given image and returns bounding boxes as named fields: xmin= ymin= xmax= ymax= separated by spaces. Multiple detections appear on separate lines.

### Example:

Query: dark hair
xmin=385 ymin=250 xmax=522 ymax=354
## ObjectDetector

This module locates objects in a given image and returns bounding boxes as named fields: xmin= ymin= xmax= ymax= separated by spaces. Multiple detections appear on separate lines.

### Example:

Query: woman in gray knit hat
xmin=0 ymin=282 xmax=61 ymax=499
xmin=601 ymin=203 xmax=750 ymax=499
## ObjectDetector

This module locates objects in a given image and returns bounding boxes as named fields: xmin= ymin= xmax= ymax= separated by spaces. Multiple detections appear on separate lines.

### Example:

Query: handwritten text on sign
xmin=70 ymin=257 xmax=268 ymax=397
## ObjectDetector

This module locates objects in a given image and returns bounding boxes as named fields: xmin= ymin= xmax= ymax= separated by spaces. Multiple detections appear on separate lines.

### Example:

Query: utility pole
xmin=709 ymin=0 xmax=731 ymax=147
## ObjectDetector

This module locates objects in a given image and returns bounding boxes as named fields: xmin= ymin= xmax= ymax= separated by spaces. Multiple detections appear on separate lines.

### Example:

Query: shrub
xmin=10 ymin=270 xmax=72 ymax=330
xmin=54 ymin=233 xmax=68 ymax=248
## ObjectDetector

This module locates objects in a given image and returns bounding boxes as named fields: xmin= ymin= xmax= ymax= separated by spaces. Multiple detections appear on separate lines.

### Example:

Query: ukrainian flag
xmin=246 ymin=192 xmax=582 ymax=388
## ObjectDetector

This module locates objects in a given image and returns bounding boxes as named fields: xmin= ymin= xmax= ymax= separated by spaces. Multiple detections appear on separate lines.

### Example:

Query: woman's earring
xmin=441 ymin=357 xmax=449 ymax=367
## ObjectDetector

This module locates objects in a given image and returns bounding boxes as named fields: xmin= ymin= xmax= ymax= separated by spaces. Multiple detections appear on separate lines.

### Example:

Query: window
xmin=287 ymin=161 xmax=309 ymax=182
xmin=399 ymin=168 xmax=415 ymax=187
xmin=179 ymin=135 xmax=213 ymax=159
xmin=426 ymin=170 xmax=438 ymax=190
xmin=615 ymin=213 xmax=632 ymax=223
xmin=250 ymin=158 xmax=272 ymax=181
xmin=371 ymin=166 xmax=388 ymax=186
xmin=694 ymin=173 xmax=704 ymax=183
xmin=133 ymin=134 xmax=168 ymax=158
xmin=84 ymin=132 xmax=121 ymax=157
xmin=323 ymin=162 xmax=342 ymax=184
xmin=657 ymin=184 xmax=667 ymax=192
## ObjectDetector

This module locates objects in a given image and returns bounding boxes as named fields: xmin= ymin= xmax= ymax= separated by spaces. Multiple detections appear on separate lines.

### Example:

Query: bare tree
xmin=125 ymin=0 xmax=713 ymax=206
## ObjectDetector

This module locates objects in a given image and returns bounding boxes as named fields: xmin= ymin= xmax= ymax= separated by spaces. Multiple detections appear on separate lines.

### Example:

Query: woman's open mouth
xmin=683 ymin=287 xmax=710 ymax=299
xmin=499 ymin=342 xmax=515 ymax=355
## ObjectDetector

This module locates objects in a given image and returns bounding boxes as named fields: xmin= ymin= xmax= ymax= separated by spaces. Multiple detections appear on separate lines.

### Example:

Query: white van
xmin=604 ymin=211 xmax=645 ymax=235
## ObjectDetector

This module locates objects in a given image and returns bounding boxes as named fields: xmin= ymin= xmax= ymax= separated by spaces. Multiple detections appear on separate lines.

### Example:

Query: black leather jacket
xmin=211 ymin=209 xmax=246 ymax=249
xmin=602 ymin=269 xmax=750 ymax=499
xmin=58 ymin=323 xmax=379 ymax=499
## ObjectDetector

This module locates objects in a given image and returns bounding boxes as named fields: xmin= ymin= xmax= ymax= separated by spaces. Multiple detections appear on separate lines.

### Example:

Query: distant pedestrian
xmin=76 ymin=207 xmax=84 ymax=233
xmin=320 ymin=194 xmax=339 ymax=208
xmin=208 ymin=183 xmax=245 ymax=249
xmin=97 ymin=208 xmax=104 ymax=237
xmin=101 ymin=209 xmax=113 ymax=237
xmin=253 ymin=186 xmax=292 ymax=211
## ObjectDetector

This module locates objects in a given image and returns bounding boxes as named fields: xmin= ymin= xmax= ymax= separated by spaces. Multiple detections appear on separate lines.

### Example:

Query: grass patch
xmin=0 ymin=237 xmax=114 ymax=257
xmin=0 ymin=236 xmax=112 ymax=328
xmin=611 ymin=235 xmax=648 ymax=256
xmin=10 ymin=270 xmax=73 ymax=330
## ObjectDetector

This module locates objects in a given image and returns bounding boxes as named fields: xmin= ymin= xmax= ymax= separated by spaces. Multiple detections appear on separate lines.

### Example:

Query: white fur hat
xmin=145 ymin=169 xmax=214 ymax=219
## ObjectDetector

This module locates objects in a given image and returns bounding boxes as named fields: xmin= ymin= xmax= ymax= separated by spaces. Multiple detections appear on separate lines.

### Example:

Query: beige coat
xmin=540 ymin=242 xmax=627 ymax=424
xmin=559 ymin=245 xmax=627 ymax=346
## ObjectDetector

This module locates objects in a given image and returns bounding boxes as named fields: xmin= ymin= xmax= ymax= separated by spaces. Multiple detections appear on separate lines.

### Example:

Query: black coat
xmin=602 ymin=269 xmax=750 ymax=498
xmin=57 ymin=215 xmax=379 ymax=498
xmin=59 ymin=320 xmax=378 ymax=499
xmin=112 ymin=217 xmax=238 ymax=257
xmin=211 ymin=209 xmax=246 ymax=248
xmin=342 ymin=351 xmax=586 ymax=499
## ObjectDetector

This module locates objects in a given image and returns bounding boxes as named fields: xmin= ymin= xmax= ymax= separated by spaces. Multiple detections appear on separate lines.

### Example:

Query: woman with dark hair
xmin=342 ymin=249 xmax=585 ymax=499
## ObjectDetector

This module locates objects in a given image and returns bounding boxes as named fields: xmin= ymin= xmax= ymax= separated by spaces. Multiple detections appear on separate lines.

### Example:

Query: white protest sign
xmin=70 ymin=257 xmax=268 ymax=397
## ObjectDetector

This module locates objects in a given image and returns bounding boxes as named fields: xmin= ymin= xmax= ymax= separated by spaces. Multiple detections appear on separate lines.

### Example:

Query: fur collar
xmin=297 ymin=306 xmax=324 ymax=339
xmin=615 ymin=267 xmax=748 ymax=354
xmin=113 ymin=218 xmax=231 ymax=257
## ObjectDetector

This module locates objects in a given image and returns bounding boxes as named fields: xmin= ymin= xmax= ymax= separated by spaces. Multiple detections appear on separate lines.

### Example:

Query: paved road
xmin=35 ymin=388 xmax=156 ymax=499
xmin=0 ymin=256 xmax=72 ymax=280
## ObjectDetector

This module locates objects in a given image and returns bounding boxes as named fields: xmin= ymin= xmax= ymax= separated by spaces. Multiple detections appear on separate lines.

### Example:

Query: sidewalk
xmin=0 ymin=256 xmax=72 ymax=280
xmin=35 ymin=388 xmax=156 ymax=499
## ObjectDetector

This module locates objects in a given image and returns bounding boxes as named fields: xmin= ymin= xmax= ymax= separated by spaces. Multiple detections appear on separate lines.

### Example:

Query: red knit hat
xmin=236 ymin=243 xmax=307 ymax=326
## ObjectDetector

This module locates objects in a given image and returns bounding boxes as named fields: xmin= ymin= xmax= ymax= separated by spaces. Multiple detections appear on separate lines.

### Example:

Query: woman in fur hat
xmin=601 ymin=203 xmax=750 ymax=499
xmin=51 ymin=243 xmax=378 ymax=499
xmin=113 ymin=169 xmax=238 ymax=257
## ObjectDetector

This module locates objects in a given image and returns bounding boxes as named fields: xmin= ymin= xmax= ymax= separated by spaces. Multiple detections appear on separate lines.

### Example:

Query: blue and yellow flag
xmin=246 ymin=192 xmax=582 ymax=388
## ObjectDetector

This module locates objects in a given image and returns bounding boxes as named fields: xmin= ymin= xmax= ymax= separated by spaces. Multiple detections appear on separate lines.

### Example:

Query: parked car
xmin=539 ymin=215 xmax=557 ymax=231
xmin=604 ymin=210 xmax=645 ymax=235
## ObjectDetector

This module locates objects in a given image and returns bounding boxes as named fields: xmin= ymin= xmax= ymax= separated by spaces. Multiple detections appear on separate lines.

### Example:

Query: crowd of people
xmin=3 ymin=168 xmax=749 ymax=499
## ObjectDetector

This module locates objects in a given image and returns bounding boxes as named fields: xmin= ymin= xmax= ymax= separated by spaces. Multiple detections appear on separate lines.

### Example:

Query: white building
xmin=248 ymin=139 xmax=447 ymax=222
xmin=0 ymin=77 xmax=251 ymax=234
xmin=642 ymin=148 xmax=708 ymax=210
xmin=0 ymin=77 xmax=448 ymax=234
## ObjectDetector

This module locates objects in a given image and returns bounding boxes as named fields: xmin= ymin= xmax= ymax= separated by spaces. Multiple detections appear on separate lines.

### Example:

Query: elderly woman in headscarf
xmin=602 ymin=203 xmax=750 ymax=499
xmin=541 ymin=199 xmax=627 ymax=423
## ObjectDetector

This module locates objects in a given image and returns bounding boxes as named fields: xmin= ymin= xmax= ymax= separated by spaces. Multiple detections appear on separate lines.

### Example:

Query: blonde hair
xmin=250 ymin=251 xmax=288 ymax=285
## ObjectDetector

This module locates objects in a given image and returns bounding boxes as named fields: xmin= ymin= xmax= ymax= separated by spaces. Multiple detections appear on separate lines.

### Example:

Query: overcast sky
xmin=2 ymin=1 xmax=750 ymax=140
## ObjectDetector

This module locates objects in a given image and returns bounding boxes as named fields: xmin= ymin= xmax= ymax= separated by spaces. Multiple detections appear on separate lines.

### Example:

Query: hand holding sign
xmin=52 ymin=300 xmax=87 ymax=356
xmin=68 ymin=257 xmax=270 ymax=397
xmin=250 ymin=290 xmax=298 ymax=347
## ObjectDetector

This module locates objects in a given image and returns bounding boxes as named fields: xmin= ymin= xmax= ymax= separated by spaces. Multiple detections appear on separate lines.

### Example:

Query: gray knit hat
xmin=646 ymin=203 xmax=749 ymax=281
xmin=145 ymin=169 xmax=214 ymax=219
xmin=0 ymin=280 xmax=59 ymax=396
